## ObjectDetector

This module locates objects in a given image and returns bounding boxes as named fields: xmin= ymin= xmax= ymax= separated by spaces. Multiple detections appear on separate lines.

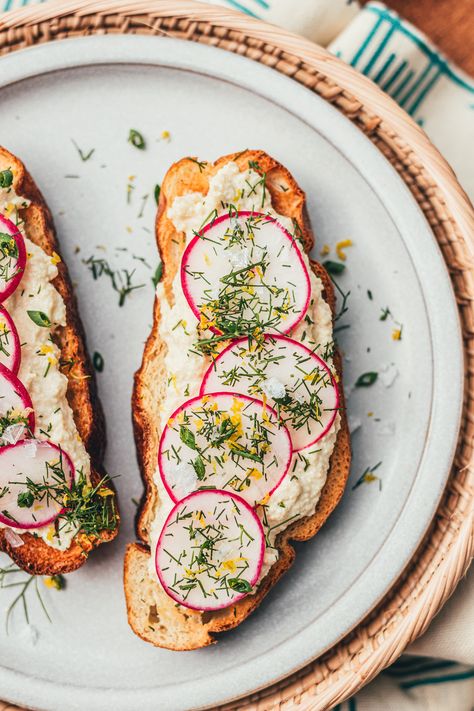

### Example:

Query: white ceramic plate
xmin=0 ymin=35 xmax=463 ymax=711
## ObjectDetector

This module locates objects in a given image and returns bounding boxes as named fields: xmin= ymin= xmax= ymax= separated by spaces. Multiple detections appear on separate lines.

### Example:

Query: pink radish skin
xmin=180 ymin=211 xmax=311 ymax=336
xmin=0 ymin=439 xmax=75 ymax=529
xmin=0 ymin=306 xmax=21 ymax=374
xmin=201 ymin=335 xmax=339 ymax=451
xmin=155 ymin=489 xmax=265 ymax=611
xmin=0 ymin=363 xmax=35 ymax=438
xmin=0 ymin=214 xmax=27 ymax=303
xmin=158 ymin=391 xmax=293 ymax=506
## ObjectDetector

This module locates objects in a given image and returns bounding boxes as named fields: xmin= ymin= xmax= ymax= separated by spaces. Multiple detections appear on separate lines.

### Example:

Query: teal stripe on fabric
xmin=348 ymin=698 xmax=357 ymax=711
xmin=366 ymin=3 xmax=474 ymax=93
xmin=386 ymin=660 xmax=458 ymax=677
xmin=398 ymin=61 xmax=434 ymax=107
xmin=222 ymin=0 xmax=259 ymax=17
xmin=391 ymin=69 xmax=415 ymax=101
xmin=373 ymin=52 xmax=395 ymax=82
xmin=2 ymin=0 xmax=14 ymax=11
xmin=407 ymin=67 xmax=442 ymax=114
xmin=350 ymin=13 xmax=384 ymax=68
xmin=252 ymin=0 xmax=269 ymax=8
xmin=362 ymin=19 xmax=398 ymax=76
xmin=400 ymin=669 xmax=474 ymax=690
xmin=381 ymin=59 xmax=408 ymax=91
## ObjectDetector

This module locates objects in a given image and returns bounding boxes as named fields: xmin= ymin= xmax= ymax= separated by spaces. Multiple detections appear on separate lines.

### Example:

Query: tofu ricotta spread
xmin=0 ymin=181 xmax=90 ymax=550
xmin=149 ymin=161 xmax=340 ymax=585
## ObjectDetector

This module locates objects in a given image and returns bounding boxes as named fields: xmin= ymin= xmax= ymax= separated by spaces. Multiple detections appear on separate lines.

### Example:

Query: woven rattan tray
xmin=0 ymin=2 xmax=473 ymax=709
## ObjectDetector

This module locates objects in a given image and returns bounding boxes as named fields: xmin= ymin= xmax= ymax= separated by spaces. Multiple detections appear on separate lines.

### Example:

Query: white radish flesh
xmin=159 ymin=392 xmax=292 ymax=506
xmin=0 ymin=439 xmax=75 ymax=529
xmin=0 ymin=214 xmax=27 ymax=302
xmin=155 ymin=489 xmax=264 ymax=610
xmin=0 ymin=306 xmax=21 ymax=374
xmin=180 ymin=211 xmax=311 ymax=340
xmin=0 ymin=363 xmax=34 ymax=445
xmin=201 ymin=335 xmax=339 ymax=451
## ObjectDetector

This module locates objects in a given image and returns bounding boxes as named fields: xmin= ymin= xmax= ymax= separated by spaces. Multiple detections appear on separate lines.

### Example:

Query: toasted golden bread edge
xmin=0 ymin=147 xmax=118 ymax=575
xmin=127 ymin=150 xmax=351 ymax=648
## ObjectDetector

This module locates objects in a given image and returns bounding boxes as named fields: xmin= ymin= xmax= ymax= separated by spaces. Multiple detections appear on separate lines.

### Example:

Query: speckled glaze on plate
xmin=0 ymin=35 xmax=463 ymax=711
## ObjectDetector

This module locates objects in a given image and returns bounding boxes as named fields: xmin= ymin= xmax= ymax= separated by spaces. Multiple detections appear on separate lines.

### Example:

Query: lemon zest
xmin=336 ymin=239 xmax=353 ymax=261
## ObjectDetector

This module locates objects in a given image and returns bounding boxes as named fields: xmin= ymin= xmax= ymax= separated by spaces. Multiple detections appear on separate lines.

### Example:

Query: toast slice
xmin=125 ymin=150 xmax=351 ymax=649
xmin=0 ymin=146 xmax=118 ymax=575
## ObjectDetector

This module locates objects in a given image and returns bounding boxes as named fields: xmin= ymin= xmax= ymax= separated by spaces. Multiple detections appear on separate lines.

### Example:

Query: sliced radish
xmin=159 ymin=392 xmax=292 ymax=506
xmin=0 ymin=306 xmax=21 ymax=374
xmin=201 ymin=335 xmax=339 ymax=451
xmin=156 ymin=489 xmax=264 ymax=610
xmin=0 ymin=214 xmax=27 ymax=302
xmin=181 ymin=211 xmax=310 ymax=341
xmin=0 ymin=363 xmax=34 ymax=445
xmin=0 ymin=439 xmax=75 ymax=529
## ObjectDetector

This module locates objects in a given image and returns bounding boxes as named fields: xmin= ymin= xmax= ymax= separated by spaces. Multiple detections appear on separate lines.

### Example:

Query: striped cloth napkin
xmin=1 ymin=1 xmax=473 ymax=709
xmin=205 ymin=0 xmax=474 ymax=202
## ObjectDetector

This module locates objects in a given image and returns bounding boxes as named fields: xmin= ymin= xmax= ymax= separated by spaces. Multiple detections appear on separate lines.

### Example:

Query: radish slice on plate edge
xmin=155 ymin=489 xmax=265 ymax=611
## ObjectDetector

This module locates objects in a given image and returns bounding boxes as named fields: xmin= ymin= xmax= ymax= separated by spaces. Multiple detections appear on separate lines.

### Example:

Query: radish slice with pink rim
xmin=180 ymin=211 xmax=311 ymax=340
xmin=155 ymin=489 xmax=264 ymax=611
xmin=159 ymin=392 xmax=292 ymax=506
xmin=0 ymin=439 xmax=75 ymax=529
xmin=201 ymin=335 xmax=339 ymax=451
xmin=0 ymin=306 xmax=21 ymax=374
xmin=0 ymin=363 xmax=34 ymax=445
xmin=0 ymin=214 xmax=27 ymax=302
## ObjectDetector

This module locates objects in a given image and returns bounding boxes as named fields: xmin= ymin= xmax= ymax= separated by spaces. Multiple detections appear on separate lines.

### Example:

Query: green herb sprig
xmin=84 ymin=255 xmax=145 ymax=307
xmin=71 ymin=139 xmax=95 ymax=162
xmin=27 ymin=310 xmax=51 ymax=328
xmin=0 ymin=564 xmax=51 ymax=633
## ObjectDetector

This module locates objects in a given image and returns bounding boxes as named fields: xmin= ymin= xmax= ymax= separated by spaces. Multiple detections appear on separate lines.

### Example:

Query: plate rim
xmin=0 ymin=32 xmax=465 ymax=711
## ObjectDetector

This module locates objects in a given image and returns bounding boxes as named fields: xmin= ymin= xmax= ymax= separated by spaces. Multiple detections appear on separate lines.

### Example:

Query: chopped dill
xmin=84 ymin=255 xmax=145 ymax=306
xmin=352 ymin=461 xmax=382 ymax=491
xmin=0 ymin=564 xmax=52 ymax=633
xmin=71 ymin=139 xmax=95 ymax=162
xmin=189 ymin=158 xmax=207 ymax=173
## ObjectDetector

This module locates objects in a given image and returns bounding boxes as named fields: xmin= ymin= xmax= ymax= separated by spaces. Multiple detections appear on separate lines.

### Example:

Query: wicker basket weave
xmin=0 ymin=2 xmax=473 ymax=710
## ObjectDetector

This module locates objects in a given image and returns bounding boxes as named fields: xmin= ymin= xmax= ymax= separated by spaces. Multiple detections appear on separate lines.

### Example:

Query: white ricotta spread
xmin=149 ymin=161 xmax=340 ymax=586
xmin=261 ymin=376 xmax=287 ymax=401
xmin=0 ymin=182 xmax=90 ymax=550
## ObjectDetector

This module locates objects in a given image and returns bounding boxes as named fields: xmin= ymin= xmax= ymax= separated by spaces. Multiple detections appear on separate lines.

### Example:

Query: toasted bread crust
xmin=126 ymin=150 xmax=351 ymax=649
xmin=0 ymin=147 xmax=118 ymax=575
